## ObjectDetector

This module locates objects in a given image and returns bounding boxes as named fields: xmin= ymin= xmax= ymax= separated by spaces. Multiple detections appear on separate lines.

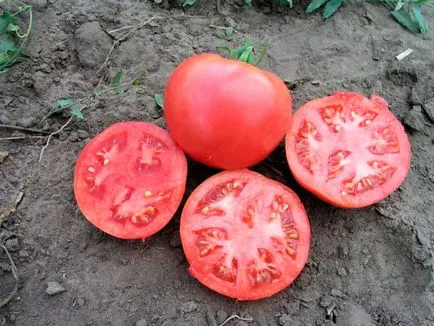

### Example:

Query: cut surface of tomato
xmin=285 ymin=92 xmax=411 ymax=208
xmin=180 ymin=170 xmax=310 ymax=300
xmin=74 ymin=122 xmax=187 ymax=239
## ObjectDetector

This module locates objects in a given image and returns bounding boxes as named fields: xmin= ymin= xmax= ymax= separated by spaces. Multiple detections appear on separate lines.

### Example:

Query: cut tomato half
xmin=180 ymin=170 xmax=311 ymax=300
xmin=74 ymin=122 xmax=187 ymax=239
xmin=285 ymin=92 xmax=411 ymax=208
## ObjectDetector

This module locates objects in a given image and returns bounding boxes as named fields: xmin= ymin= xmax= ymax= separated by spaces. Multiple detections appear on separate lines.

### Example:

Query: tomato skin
xmin=285 ymin=92 xmax=411 ymax=208
xmin=164 ymin=53 xmax=292 ymax=170
xmin=74 ymin=122 xmax=187 ymax=239
xmin=180 ymin=170 xmax=311 ymax=300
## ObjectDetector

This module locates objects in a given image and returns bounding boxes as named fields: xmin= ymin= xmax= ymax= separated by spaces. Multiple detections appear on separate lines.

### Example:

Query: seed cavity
xmin=295 ymin=120 xmax=322 ymax=174
xmin=247 ymin=250 xmax=281 ymax=288
xmin=327 ymin=150 xmax=352 ymax=180
xmin=194 ymin=228 xmax=227 ymax=257
xmin=212 ymin=256 xmax=238 ymax=284
xmin=368 ymin=127 xmax=400 ymax=155
xmin=341 ymin=160 xmax=397 ymax=196
xmin=196 ymin=180 xmax=246 ymax=215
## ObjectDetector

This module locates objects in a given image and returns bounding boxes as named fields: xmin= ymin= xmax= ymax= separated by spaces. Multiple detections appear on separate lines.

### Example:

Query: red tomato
xmin=285 ymin=92 xmax=411 ymax=208
xmin=180 ymin=170 xmax=310 ymax=300
xmin=164 ymin=53 xmax=292 ymax=170
xmin=74 ymin=122 xmax=187 ymax=239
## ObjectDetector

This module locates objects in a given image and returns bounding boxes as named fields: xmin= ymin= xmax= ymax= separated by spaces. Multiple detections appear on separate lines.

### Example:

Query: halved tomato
xmin=285 ymin=92 xmax=411 ymax=208
xmin=74 ymin=122 xmax=187 ymax=239
xmin=180 ymin=170 xmax=310 ymax=300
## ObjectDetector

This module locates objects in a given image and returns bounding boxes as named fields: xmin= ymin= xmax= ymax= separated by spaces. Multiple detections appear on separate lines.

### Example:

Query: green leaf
xmin=183 ymin=0 xmax=197 ymax=6
xmin=244 ymin=0 xmax=252 ymax=5
xmin=0 ymin=38 xmax=18 ymax=52
xmin=322 ymin=0 xmax=344 ymax=20
xmin=239 ymin=46 xmax=254 ymax=63
xmin=111 ymin=71 xmax=123 ymax=93
xmin=412 ymin=5 xmax=428 ymax=32
xmin=225 ymin=26 xmax=233 ymax=41
xmin=229 ymin=40 xmax=253 ymax=60
xmin=154 ymin=93 xmax=164 ymax=108
xmin=395 ymin=0 xmax=405 ymax=11
xmin=71 ymin=107 xmax=84 ymax=120
xmin=6 ymin=23 xmax=19 ymax=33
xmin=306 ymin=0 xmax=329 ymax=13
xmin=0 ymin=51 xmax=10 ymax=65
xmin=0 ymin=11 xmax=15 ymax=36
xmin=273 ymin=0 xmax=293 ymax=6
xmin=390 ymin=8 xmax=419 ymax=33
xmin=57 ymin=98 xmax=75 ymax=108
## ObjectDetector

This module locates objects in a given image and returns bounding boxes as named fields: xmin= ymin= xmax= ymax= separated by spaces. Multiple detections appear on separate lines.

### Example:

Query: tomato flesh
xmin=74 ymin=122 xmax=187 ymax=239
xmin=285 ymin=92 xmax=411 ymax=208
xmin=164 ymin=53 xmax=292 ymax=170
xmin=180 ymin=170 xmax=310 ymax=300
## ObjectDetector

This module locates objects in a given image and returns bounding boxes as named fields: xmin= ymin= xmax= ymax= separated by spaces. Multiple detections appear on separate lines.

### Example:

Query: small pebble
xmin=404 ymin=105 xmax=425 ymax=131
xmin=0 ymin=151 xmax=9 ymax=164
xmin=77 ymin=130 xmax=90 ymax=139
xmin=19 ymin=250 xmax=30 ymax=258
xmin=0 ymin=262 xmax=11 ymax=272
xmin=338 ymin=267 xmax=347 ymax=277
xmin=77 ymin=298 xmax=86 ymax=307
xmin=38 ymin=63 xmax=51 ymax=73
xmin=279 ymin=313 xmax=292 ymax=326
xmin=45 ymin=281 xmax=66 ymax=295
xmin=135 ymin=319 xmax=148 ymax=326
xmin=180 ymin=301 xmax=198 ymax=314
xmin=320 ymin=296 xmax=332 ymax=308
xmin=5 ymin=237 xmax=20 ymax=252
xmin=311 ymin=80 xmax=320 ymax=86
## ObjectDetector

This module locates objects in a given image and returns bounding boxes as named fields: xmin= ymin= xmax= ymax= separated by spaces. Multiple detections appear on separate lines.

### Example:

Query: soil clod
xmin=5 ymin=238 xmax=19 ymax=253
xmin=405 ymin=106 xmax=425 ymax=131
xmin=45 ymin=281 xmax=66 ymax=296
xmin=422 ymin=99 xmax=434 ymax=122
xmin=135 ymin=319 xmax=148 ymax=326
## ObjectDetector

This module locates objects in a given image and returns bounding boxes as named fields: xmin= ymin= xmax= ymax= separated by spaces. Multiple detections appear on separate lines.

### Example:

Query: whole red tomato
xmin=164 ymin=53 xmax=292 ymax=170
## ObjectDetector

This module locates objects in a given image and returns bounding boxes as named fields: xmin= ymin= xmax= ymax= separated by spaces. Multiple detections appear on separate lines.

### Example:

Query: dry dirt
xmin=1 ymin=0 xmax=434 ymax=325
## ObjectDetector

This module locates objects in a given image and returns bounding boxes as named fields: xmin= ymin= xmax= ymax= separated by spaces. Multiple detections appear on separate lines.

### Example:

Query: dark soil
xmin=1 ymin=0 xmax=433 ymax=325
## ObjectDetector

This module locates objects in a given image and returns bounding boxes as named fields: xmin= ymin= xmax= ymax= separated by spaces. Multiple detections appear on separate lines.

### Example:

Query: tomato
xmin=180 ymin=170 xmax=310 ymax=300
xmin=285 ymin=92 xmax=411 ymax=208
xmin=164 ymin=53 xmax=292 ymax=170
xmin=74 ymin=122 xmax=187 ymax=239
